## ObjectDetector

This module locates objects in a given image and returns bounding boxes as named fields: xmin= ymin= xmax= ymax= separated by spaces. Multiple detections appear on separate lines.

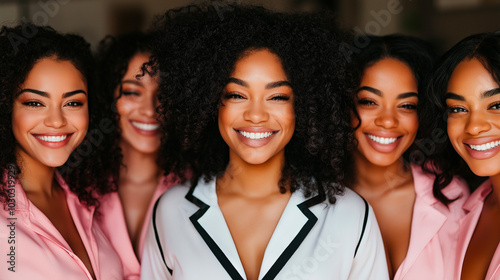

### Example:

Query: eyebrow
xmin=357 ymin=86 xmax=418 ymax=99
xmin=482 ymin=88 xmax=500 ymax=98
xmin=227 ymin=78 xmax=292 ymax=89
xmin=445 ymin=92 xmax=465 ymax=101
xmin=17 ymin=88 xmax=87 ymax=97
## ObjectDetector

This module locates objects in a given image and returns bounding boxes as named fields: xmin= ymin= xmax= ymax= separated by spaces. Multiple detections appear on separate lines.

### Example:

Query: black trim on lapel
xmin=186 ymin=184 xmax=324 ymax=280
xmin=261 ymin=192 xmax=323 ymax=280
xmin=152 ymin=193 xmax=173 ymax=275
xmin=186 ymin=186 xmax=245 ymax=280
xmin=354 ymin=197 xmax=369 ymax=258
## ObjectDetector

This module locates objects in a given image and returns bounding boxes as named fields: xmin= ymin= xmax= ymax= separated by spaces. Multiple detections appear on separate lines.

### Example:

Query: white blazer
xmin=141 ymin=178 xmax=389 ymax=280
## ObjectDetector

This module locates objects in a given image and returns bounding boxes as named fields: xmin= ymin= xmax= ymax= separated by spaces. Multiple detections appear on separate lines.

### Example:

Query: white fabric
xmin=141 ymin=178 xmax=389 ymax=280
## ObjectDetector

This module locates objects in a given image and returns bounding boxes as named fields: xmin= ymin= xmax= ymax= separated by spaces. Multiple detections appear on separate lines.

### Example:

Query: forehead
xmin=231 ymin=49 xmax=286 ymax=77
xmin=359 ymin=58 xmax=417 ymax=94
xmin=447 ymin=58 xmax=498 ymax=96
xmin=21 ymin=58 xmax=86 ymax=91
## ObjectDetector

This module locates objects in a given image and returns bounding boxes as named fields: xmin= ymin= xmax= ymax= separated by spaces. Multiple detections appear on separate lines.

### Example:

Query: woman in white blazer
xmin=141 ymin=5 xmax=389 ymax=280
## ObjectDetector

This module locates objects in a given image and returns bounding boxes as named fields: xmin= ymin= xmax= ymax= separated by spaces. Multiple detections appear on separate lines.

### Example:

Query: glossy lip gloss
xmin=365 ymin=133 xmax=402 ymax=153
xmin=130 ymin=120 xmax=160 ymax=136
xmin=464 ymin=138 xmax=500 ymax=160
xmin=32 ymin=133 xmax=73 ymax=148
xmin=235 ymin=128 xmax=278 ymax=148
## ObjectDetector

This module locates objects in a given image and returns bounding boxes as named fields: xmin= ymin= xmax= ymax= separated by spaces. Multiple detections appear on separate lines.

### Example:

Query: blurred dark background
xmin=1 ymin=0 xmax=499 ymax=54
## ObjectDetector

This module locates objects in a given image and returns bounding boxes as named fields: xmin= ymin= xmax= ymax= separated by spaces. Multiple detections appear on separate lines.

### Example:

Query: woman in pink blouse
xmin=94 ymin=32 xmax=178 ymax=280
xmin=0 ymin=24 xmax=122 ymax=279
xmin=426 ymin=32 xmax=500 ymax=280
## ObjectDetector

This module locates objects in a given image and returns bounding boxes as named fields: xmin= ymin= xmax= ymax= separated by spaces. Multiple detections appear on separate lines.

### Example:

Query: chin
xmin=468 ymin=165 xmax=500 ymax=177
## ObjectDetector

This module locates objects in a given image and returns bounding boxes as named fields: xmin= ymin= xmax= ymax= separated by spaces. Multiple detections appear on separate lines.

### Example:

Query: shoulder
xmin=311 ymin=188 xmax=371 ymax=226
xmin=154 ymin=181 xmax=192 ymax=213
xmin=330 ymin=188 xmax=369 ymax=215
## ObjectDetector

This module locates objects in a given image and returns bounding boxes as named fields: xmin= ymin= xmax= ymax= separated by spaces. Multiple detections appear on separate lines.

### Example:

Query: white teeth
xmin=36 ymin=135 xmax=67 ymax=142
xmin=239 ymin=131 xmax=274 ymax=140
xmin=367 ymin=134 xmax=398 ymax=145
xmin=469 ymin=140 xmax=500 ymax=151
xmin=132 ymin=121 xmax=160 ymax=131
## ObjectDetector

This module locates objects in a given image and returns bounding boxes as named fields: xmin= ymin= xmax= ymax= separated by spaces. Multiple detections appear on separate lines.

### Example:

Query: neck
xmin=16 ymin=148 xmax=56 ymax=197
xmin=217 ymin=151 xmax=285 ymax=198
xmin=119 ymin=141 xmax=161 ymax=185
xmin=353 ymin=150 xmax=412 ymax=193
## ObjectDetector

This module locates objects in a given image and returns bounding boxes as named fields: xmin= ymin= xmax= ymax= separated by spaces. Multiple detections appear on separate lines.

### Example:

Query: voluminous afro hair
xmin=0 ymin=23 xmax=112 ymax=206
xmin=422 ymin=32 xmax=500 ymax=194
xmin=94 ymin=31 xmax=154 ymax=188
xmin=149 ymin=4 xmax=357 ymax=203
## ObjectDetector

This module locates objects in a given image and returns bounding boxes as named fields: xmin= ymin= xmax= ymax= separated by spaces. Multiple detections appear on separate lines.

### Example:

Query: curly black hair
xmin=94 ymin=31 xmax=154 ymax=188
xmin=148 ymin=4 xmax=357 ymax=203
xmin=422 ymin=32 xmax=500 ymax=195
xmin=0 ymin=23 xmax=112 ymax=206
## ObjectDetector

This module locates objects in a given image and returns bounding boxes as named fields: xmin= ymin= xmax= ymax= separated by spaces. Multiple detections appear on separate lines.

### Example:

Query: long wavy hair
xmin=148 ymin=4 xmax=357 ymax=203
xmin=423 ymin=32 xmax=500 ymax=195
xmin=94 ymin=31 xmax=154 ymax=189
xmin=0 ymin=24 xmax=112 ymax=206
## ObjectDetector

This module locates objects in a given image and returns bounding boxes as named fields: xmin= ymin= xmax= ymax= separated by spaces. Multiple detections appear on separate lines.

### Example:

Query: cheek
xmin=405 ymin=114 xmax=419 ymax=136
xmin=446 ymin=119 xmax=463 ymax=146
xmin=69 ymin=109 xmax=89 ymax=135
xmin=115 ymin=98 xmax=136 ymax=118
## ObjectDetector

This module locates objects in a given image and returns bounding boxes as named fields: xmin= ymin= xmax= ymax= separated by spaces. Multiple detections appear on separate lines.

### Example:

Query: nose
xmin=243 ymin=99 xmax=269 ymax=123
xmin=464 ymin=110 xmax=491 ymax=135
xmin=44 ymin=107 xmax=67 ymax=128
xmin=374 ymin=109 xmax=398 ymax=129
xmin=139 ymin=94 xmax=158 ymax=118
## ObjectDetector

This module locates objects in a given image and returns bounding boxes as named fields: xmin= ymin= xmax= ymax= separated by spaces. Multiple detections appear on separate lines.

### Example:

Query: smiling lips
xmin=365 ymin=133 xmax=402 ymax=153
xmin=467 ymin=140 xmax=500 ymax=151
xmin=367 ymin=134 xmax=398 ymax=145
xmin=33 ymin=133 xmax=73 ymax=148
xmin=130 ymin=120 xmax=160 ymax=136
xmin=236 ymin=129 xmax=277 ymax=147
xmin=464 ymin=139 xmax=500 ymax=160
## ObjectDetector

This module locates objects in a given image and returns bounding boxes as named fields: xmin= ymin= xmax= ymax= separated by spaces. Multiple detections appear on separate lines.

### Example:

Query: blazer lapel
xmin=398 ymin=165 xmax=447 ymax=279
xmin=186 ymin=180 xmax=247 ymax=280
xmin=258 ymin=191 xmax=323 ymax=280
xmin=185 ymin=179 xmax=323 ymax=280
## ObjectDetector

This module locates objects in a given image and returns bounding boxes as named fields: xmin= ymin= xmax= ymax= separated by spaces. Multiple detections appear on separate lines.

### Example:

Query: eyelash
xmin=489 ymin=102 xmax=500 ymax=110
xmin=447 ymin=106 xmax=467 ymax=114
xmin=122 ymin=91 xmax=140 ymax=96
xmin=223 ymin=93 xmax=244 ymax=100
xmin=22 ymin=101 xmax=44 ymax=107
xmin=270 ymin=94 xmax=290 ymax=101
xmin=21 ymin=101 xmax=84 ymax=108
xmin=66 ymin=101 xmax=84 ymax=107
xmin=400 ymin=103 xmax=417 ymax=110
xmin=357 ymin=99 xmax=376 ymax=106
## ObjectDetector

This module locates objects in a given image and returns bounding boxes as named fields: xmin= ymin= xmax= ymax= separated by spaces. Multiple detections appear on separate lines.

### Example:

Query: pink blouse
xmin=393 ymin=164 xmax=469 ymax=280
xmin=454 ymin=179 xmax=500 ymax=280
xmin=96 ymin=174 xmax=178 ymax=280
xmin=0 ymin=172 xmax=123 ymax=280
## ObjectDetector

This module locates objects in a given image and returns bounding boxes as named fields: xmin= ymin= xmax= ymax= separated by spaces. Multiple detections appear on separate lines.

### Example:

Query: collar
xmin=184 ymin=177 xmax=323 ymax=280
xmin=462 ymin=179 xmax=492 ymax=213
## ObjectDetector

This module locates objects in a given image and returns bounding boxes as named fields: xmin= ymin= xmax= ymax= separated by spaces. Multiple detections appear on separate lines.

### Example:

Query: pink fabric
xmin=393 ymin=164 xmax=469 ymax=280
xmin=0 ymin=172 xmax=123 ymax=280
xmin=454 ymin=180 xmax=500 ymax=280
xmin=97 ymin=174 xmax=178 ymax=280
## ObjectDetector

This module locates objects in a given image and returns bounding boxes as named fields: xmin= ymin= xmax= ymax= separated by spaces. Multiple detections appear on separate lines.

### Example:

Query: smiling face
xmin=12 ymin=57 xmax=89 ymax=168
xmin=446 ymin=58 xmax=500 ymax=177
xmin=115 ymin=52 xmax=161 ymax=155
xmin=218 ymin=49 xmax=295 ymax=165
xmin=353 ymin=58 xmax=419 ymax=167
